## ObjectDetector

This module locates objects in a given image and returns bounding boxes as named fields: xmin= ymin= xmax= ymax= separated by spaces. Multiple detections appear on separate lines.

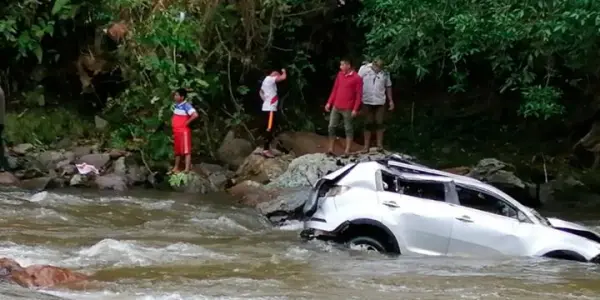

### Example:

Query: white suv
xmin=300 ymin=155 xmax=600 ymax=263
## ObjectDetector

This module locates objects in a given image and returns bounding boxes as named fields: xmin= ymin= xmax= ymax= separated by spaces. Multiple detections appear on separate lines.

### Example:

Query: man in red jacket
xmin=325 ymin=59 xmax=363 ymax=155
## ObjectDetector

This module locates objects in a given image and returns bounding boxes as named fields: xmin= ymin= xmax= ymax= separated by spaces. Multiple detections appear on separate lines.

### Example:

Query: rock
xmin=0 ymin=172 xmax=19 ymax=185
xmin=12 ymin=143 xmax=34 ymax=155
xmin=228 ymin=180 xmax=277 ymax=206
xmin=113 ymin=156 xmax=148 ymax=185
xmin=76 ymin=153 xmax=110 ymax=170
xmin=55 ymin=138 xmax=72 ymax=150
xmin=69 ymin=174 xmax=85 ymax=186
xmin=15 ymin=168 xmax=45 ymax=180
xmin=273 ymin=131 xmax=363 ymax=156
xmin=108 ymin=149 xmax=128 ymax=159
xmin=6 ymin=156 xmax=18 ymax=170
xmin=34 ymin=151 xmax=65 ymax=170
xmin=267 ymin=151 xmax=397 ymax=189
xmin=194 ymin=163 xmax=234 ymax=190
xmin=95 ymin=115 xmax=108 ymax=130
xmin=234 ymin=150 xmax=293 ymax=183
xmin=217 ymin=130 xmax=254 ymax=170
xmin=95 ymin=174 xmax=127 ymax=191
xmin=256 ymin=188 xmax=310 ymax=222
xmin=72 ymin=146 xmax=93 ymax=157
xmin=56 ymin=159 xmax=77 ymax=176
xmin=20 ymin=176 xmax=53 ymax=191
xmin=171 ymin=172 xmax=215 ymax=194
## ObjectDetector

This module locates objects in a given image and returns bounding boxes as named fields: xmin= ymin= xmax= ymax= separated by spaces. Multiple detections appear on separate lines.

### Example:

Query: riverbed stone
xmin=228 ymin=180 xmax=277 ymax=206
xmin=72 ymin=146 xmax=93 ymax=157
xmin=20 ymin=176 xmax=53 ymax=191
xmin=0 ymin=172 xmax=19 ymax=185
xmin=6 ymin=156 xmax=18 ymax=170
xmin=256 ymin=188 xmax=310 ymax=222
xmin=76 ymin=153 xmax=110 ymax=170
xmin=273 ymin=131 xmax=363 ymax=156
xmin=12 ymin=143 xmax=34 ymax=155
xmin=194 ymin=163 xmax=234 ymax=190
xmin=34 ymin=151 xmax=65 ymax=170
xmin=95 ymin=174 xmax=127 ymax=191
xmin=171 ymin=172 xmax=215 ymax=194
xmin=69 ymin=174 xmax=85 ymax=186
xmin=235 ymin=150 xmax=293 ymax=184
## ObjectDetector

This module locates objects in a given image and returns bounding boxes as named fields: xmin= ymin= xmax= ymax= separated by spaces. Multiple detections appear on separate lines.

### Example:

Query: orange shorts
xmin=173 ymin=130 xmax=192 ymax=156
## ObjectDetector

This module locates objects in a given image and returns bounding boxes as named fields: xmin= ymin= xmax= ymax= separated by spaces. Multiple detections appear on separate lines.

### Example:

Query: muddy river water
xmin=0 ymin=188 xmax=599 ymax=300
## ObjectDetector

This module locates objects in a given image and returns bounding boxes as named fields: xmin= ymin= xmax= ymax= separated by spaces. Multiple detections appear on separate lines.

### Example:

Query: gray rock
xmin=217 ymin=130 xmax=254 ymax=170
xmin=6 ymin=156 xmax=18 ymax=170
xmin=0 ymin=172 xmax=19 ymax=185
xmin=70 ymin=174 xmax=85 ymax=186
xmin=256 ymin=188 xmax=310 ymax=218
xmin=113 ymin=156 xmax=147 ymax=185
xmin=113 ymin=157 xmax=127 ymax=175
xmin=72 ymin=146 xmax=93 ymax=157
xmin=267 ymin=151 xmax=399 ymax=189
xmin=77 ymin=153 xmax=110 ymax=169
xmin=95 ymin=115 xmax=108 ymax=130
xmin=34 ymin=151 xmax=65 ymax=170
xmin=95 ymin=174 xmax=127 ymax=191
xmin=171 ymin=172 xmax=215 ymax=194
xmin=12 ymin=143 xmax=34 ymax=155
xmin=20 ymin=176 xmax=53 ymax=191
xmin=56 ymin=159 xmax=76 ymax=176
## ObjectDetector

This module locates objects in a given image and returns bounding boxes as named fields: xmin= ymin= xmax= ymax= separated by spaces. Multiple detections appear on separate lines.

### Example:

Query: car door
xmin=379 ymin=171 xmax=456 ymax=256
xmin=446 ymin=185 xmax=528 ymax=257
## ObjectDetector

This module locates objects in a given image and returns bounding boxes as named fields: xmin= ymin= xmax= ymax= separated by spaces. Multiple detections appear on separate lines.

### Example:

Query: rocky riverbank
xmin=0 ymin=131 xmax=594 ymax=223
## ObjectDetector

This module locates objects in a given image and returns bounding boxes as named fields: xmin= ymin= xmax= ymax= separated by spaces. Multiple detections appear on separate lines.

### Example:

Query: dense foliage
xmin=2 ymin=0 xmax=600 ymax=170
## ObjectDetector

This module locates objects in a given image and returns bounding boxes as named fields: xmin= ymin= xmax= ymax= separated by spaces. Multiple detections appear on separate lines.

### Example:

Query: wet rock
xmin=0 ymin=172 xmax=19 ymax=185
xmin=55 ymin=137 xmax=72 ymax=150
xmin=217 ymin=130 xmax=254 ymax=170
xmin=170 ymin=172 xmax=215 ymax=194
xmin=20 ymin=176 xmax=53 ymax=191
xmin=273 ymin=131 xmax=363 ymax=156
xmin=235 ymin=150 xmax=293 ymax=184
xmin=195 ymin=163 xmax=234 ymax=190
xmin=95 ymin=174 xmax=127 ymax=191
xmin=12 ymin=143 xmax=33 ymax=155
xmin=534 ymin=176 xmax=586 ymax=205
xmin=267 ymin=151 xmax=401 ymax=189
xmin=69 ymin=174 xmax=86 ymax=186
xmin=228 ymin=180 xmax=276 ymax=206
xmin=15 ymin=168 xmax=45 ymax=180
xmin=76 ymin=153 xmax=110 ymax=170
xmin=108 ymin=149 xmax=129 ymax=159
xmin=256 ymin=188 xmax=310 ymax=222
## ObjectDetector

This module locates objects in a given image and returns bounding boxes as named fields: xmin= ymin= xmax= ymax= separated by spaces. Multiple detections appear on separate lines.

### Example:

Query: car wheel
xmin=347 ymin=236 xmax=386 ymax=253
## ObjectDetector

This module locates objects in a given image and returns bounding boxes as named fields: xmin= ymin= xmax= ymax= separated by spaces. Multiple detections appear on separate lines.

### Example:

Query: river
xmin=0 ymin=188 xmax=599 ymax=300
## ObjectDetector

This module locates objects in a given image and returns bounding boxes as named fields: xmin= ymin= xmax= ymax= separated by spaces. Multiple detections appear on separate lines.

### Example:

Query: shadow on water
xmin=0 ymin=187 xmax=599 ymax=299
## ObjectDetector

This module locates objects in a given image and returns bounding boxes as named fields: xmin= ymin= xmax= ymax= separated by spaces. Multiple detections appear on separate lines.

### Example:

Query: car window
xmin=456 ymin=186 xmax=518 ymax=219
xmin=381 ymin=172 xmax=446 ymax=202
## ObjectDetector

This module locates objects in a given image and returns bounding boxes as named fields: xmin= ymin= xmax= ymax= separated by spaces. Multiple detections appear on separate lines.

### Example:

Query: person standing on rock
xmin=325 ymin=59 xmax=362 ymax=155
xmin=259 ymin=68 xmax=287 ymax=158
xmin=358 ymin=58 xmax=394 ymax=152
xmin=0 ymin=86 xmax=6 ymax=172
xmin=171 ymin=88 xmax=198 ymax=173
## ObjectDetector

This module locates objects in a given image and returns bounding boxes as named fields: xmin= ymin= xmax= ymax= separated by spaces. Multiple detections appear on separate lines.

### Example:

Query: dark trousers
xmin=263 ymin=111 xmax=278 ymax=150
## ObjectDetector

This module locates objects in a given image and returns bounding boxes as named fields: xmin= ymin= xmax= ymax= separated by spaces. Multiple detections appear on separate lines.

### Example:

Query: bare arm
xmin=275 ymin=69 xmax=287 ymax=82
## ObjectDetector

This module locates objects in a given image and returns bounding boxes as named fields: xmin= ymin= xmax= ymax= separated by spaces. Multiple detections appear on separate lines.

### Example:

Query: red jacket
xmin=327 ymin=71 xmax=363 ymax=111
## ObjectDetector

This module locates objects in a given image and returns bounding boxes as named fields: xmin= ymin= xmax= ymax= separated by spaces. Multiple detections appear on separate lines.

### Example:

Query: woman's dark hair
xmin=175 ymin=88 xmax=187 ymax=99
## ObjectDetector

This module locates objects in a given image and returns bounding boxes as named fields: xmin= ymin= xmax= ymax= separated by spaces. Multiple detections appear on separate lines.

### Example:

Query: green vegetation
xmin=2 ymin=0 xmax=600 ymax=176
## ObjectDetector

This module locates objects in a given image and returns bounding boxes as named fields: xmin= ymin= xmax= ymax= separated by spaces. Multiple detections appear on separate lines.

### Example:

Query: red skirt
xmin=173 ymin=130 xmax=192 ymax=156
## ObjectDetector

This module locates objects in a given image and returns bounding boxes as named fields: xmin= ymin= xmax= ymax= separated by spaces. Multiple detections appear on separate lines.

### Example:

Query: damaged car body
xmin=301 ymin=155 xmax=600 ymax=263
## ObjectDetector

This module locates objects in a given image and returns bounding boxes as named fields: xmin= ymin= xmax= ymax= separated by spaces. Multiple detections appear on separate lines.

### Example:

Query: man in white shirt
xmin=358 ymin=59 xmax=394 ymax=151
xmin=259 ymin=68 xmax=287 ymax=158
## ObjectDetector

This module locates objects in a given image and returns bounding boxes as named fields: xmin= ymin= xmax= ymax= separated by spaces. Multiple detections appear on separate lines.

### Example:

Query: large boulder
xmin=95 ymin=174 xmax=128 ymax=191
xmin=194 ymin=163 xmax=234 ymax=191
xmin=234 ymin=150 xmax=293 ymax=184
xmin=0 ymin=172 xmax=19 ymax=186
xmin=228 ymin=180 xmax=276 ymax=207
xmin=76 ymin=153 xmax=110 ymax=170
xmin=267 ymin=151 xmax=404 ymax=189
xmin=217 ymin=130 xmax=254 ymax=170
xmin=273 ymin=131 xmax=363 ymax=156
xmin=170 ymin=172 xmax=216 ymax=194
xmin=113 ymin=156 xmax=148 ymax=185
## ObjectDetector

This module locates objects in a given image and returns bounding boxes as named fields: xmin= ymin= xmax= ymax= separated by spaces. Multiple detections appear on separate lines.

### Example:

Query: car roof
xmin=372 ymin=157 xmax=530 ymax=211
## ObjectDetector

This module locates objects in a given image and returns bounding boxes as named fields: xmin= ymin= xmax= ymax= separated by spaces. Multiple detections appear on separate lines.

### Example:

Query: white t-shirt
xmin=260 ymin=75 xmax=279 ymax=111
xmin=358 ymin=63 xmax=392 ymax=105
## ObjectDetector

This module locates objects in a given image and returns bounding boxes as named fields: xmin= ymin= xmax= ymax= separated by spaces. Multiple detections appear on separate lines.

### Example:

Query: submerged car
xmin=300 ymin=155 xmax=600 ymax=263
